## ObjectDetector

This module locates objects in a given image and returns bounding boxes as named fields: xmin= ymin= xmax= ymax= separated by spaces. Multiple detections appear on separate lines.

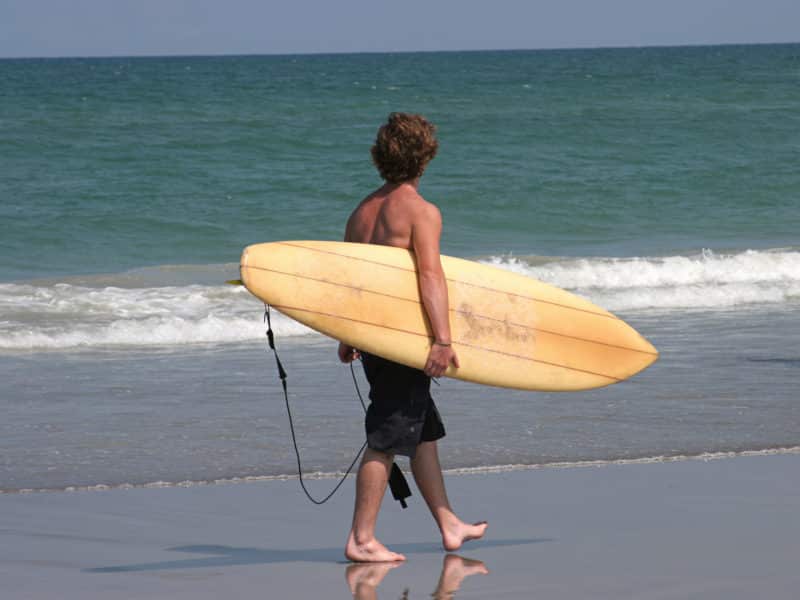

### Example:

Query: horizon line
xmin=1 ymin=39 xmax=798 ymax=61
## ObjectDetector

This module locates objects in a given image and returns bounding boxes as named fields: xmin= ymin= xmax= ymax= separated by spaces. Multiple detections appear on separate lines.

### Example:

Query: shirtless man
xmin=338 ymin=113 xmax=487 ymax=562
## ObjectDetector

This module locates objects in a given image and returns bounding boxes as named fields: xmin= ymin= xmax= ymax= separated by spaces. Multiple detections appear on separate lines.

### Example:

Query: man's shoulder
xmin=410 ymin=196 xmax=441 ymax=225
xmin=397 ymin=188 xmax=440 ymax=218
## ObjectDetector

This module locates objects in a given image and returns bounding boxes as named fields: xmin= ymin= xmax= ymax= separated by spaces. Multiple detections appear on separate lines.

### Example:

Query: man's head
xmin=371 ymin=113 xmax=438 ymax=184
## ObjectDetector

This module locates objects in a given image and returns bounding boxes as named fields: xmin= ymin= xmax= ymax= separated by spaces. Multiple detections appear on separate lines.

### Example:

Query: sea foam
xmin=0 ymin=282 xmax=311 ymax=351
xmin=482 ymin=248 xmax=800 ymax=312
xmin=1 ymin=249 xmax=797 ymax=351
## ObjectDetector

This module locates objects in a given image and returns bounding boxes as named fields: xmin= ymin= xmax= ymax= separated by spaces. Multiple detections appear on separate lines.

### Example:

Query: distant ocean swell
xmin=1 ymin=248 xmax=797 ymax=351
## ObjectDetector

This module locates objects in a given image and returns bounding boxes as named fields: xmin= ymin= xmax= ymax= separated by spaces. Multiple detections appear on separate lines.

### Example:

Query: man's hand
xmin=338 ymin=342 xmax=360 ymax=363
xmin=424 ymin=343 xmax=460 ymax=378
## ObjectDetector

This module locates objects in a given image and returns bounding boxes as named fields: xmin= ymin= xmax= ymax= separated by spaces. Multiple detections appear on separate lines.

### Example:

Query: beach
xmin=3 ymin=453 xmax=799 ymax=599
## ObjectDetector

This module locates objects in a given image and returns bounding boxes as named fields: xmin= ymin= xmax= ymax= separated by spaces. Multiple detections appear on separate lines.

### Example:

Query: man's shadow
xmin=85 ymin=537 xmax=550 ymax=573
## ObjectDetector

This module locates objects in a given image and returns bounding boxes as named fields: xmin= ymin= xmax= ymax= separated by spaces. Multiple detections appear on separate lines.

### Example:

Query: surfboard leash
xmin=263 ymin=304 xmax=411 ymax=508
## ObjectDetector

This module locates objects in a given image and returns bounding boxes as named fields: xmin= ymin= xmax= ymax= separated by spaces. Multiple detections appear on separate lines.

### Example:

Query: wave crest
xmin=0 ymin=282 xmax=312 ymax=350
xmin=482 ymin=248 xmax=800 ymax=311
xmin=2 ymin=249 xmax=797 ymax=350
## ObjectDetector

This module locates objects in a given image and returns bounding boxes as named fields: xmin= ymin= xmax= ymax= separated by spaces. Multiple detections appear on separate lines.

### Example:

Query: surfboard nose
xmin=623 ymin=325 xmax=659 ymax=379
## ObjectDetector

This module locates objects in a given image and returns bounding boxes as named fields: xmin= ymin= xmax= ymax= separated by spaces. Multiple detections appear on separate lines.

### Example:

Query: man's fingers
xmin=425 ymin=360 xmax=443 ymax=377
xmin=338 ymin=343 xmax=361 ymax=364
xmin=425 ymin=347 xmax=460 ymax=377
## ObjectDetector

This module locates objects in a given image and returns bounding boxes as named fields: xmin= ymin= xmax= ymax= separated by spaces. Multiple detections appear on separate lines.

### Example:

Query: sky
xmin=1 ymin=0 xmax=798 ymax=58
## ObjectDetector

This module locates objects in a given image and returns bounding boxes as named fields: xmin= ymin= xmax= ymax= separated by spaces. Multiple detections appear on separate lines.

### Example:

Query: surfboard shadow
xmin=85 ymin=537 xmax=551 ymax=573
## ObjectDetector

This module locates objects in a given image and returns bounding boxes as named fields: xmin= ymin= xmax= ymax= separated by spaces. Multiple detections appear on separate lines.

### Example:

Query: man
xmin=338 ymin=113 xmax=487 ymax=562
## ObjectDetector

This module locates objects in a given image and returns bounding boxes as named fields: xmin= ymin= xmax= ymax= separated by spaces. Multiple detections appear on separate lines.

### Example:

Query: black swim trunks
xmin=360 ymin=352 xmax=446 ymax=458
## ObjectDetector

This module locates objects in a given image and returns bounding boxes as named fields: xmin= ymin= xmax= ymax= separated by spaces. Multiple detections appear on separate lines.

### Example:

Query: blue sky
xmin=1 ymin=0 xmax=798 ymax=58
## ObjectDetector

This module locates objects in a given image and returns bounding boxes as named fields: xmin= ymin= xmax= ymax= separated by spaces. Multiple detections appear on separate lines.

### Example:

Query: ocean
xmin=1 ymin=44 xmax=798 ymax=493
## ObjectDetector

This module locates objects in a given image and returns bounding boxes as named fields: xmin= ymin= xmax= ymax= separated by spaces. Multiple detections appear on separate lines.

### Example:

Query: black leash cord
xmin=264 ymin=305 xmax=367 ymax=505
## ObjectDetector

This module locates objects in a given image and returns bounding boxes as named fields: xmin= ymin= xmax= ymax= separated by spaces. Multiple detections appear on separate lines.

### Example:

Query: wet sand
xmin=2 ymin=453 xmax=798 ymax=599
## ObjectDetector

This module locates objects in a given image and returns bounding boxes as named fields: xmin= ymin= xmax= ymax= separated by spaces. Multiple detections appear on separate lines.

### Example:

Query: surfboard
xmin=239 ymin=241 xmax=658 ymax=391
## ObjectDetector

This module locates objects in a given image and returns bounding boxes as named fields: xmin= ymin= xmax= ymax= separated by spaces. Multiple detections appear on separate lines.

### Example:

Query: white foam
xmin=0 ymin=282 xmax=315 ymax=351
xmin=482 ymin=248 xmax=800 ymax=311
xmin=442 ymin=445 xmax=800 ymax=476
xmin=2 ymin=249 xmax=797 ymax=350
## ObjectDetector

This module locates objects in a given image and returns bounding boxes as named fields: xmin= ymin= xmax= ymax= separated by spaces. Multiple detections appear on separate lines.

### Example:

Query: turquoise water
xmin=1 ymin=45 xmax=799 ymax=492
xmin=2 ymin=45 xmax=799 ymax=280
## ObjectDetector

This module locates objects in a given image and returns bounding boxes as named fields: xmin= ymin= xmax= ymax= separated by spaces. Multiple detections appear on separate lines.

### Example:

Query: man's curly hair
xmin=371 ymin=113 xmax=439 ymax=183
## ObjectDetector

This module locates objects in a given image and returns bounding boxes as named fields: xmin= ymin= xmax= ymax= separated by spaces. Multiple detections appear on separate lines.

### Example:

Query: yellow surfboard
xmin=240 ymin=241 xmax=658 ymax=391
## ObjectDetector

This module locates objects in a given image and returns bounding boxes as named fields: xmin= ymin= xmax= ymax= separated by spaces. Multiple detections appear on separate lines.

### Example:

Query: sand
xmin=2 ymin=453 xmax=798 ymax=599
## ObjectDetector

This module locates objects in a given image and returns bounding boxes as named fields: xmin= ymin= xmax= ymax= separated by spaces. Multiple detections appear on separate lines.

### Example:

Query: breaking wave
xmin=482 ymin=248 xmax=800 ymax=312
xmin=1 ymin=248 xmax=797 ymax=351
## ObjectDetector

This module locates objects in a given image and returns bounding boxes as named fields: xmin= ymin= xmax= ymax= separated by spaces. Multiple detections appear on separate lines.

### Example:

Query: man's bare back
xmin=344 ymin=182 xmax=431 ymax=250
xmin=340 ymin=180 xmax=457 ymax=379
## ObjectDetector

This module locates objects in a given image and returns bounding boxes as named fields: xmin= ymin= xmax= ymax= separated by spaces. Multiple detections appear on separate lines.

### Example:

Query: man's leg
xmin=345 ymin=448 xmax=406 ymax=562
xmin=410 ymin=440 xmax=488 ymax=551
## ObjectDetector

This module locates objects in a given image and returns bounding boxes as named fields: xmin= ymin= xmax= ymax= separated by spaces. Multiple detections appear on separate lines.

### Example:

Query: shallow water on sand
xmin=2 ymin=306 xmax=798 ymax=492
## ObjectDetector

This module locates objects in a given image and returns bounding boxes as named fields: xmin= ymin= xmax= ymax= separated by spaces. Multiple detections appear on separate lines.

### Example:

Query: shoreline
xmin=3 ymin=453 xmax=798 ymax=598
xmin=3 ymin=444 xmax=800 ymax=495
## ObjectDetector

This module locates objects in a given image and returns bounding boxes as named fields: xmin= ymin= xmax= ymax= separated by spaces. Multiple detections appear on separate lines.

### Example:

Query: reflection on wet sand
xmin=346 ymin=561 xmax=401 ymax=600
xmin=346 ymin=554 xmax=489 ymax=599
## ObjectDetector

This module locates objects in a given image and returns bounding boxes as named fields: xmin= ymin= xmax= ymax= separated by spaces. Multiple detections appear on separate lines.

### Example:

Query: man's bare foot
xmin=345 ymin=532 xmax=407 ymax=562
xmin=346 ymin=562 xmax=401 ymax=596
xmin=441 ymin=520 xmax=488 ymax=552
xmin=433 ymin=554 xmax=489 ymax=598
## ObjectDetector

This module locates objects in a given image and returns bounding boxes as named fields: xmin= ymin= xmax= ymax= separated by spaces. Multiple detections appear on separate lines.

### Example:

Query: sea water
xmin=1 ymin=45 xmax=798 ymax=492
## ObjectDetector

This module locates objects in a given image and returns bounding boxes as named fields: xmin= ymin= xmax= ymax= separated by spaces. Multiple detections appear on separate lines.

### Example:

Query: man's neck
xmin=385 ymin=178 xmax=420 ymax=192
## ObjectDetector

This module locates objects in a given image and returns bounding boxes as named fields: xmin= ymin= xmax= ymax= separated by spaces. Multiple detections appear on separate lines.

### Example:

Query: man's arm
xmin=412 ymin=202 xmax=460 ymax=378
